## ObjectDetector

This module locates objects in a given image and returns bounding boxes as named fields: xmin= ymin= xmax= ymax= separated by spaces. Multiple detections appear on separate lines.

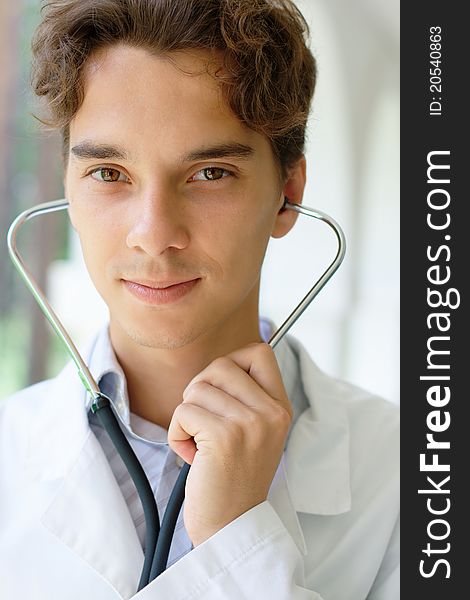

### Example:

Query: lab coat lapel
xmin=32 ymin=358 xmax=144 ymax=599
xmin=283 ymin=336 xmax=352 ymax=516
xmin=267 ymin=454 xmax=308 ymax=556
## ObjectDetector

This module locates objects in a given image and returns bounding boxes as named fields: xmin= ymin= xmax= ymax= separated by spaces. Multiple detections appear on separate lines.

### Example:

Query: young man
xmin=0 ymin=1 xmax=399 ymax=598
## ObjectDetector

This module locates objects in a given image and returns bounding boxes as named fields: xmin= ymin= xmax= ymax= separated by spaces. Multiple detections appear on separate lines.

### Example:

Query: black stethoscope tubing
xmin=92 ymin=394 xmax=190 ymax=589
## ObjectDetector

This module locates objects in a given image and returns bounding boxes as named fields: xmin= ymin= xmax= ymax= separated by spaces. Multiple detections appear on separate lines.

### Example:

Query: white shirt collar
xmin=84 ymin=323 xmax=130 ymax=422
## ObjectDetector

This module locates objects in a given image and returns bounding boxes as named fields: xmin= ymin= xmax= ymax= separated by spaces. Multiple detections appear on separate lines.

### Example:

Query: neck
xmin=108 ymin=297 xmax=263 ymax=431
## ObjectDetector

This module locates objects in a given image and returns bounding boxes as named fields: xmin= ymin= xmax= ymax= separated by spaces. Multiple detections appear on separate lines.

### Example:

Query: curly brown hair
xmin=31 ymin=0 xmax=317 ymax=181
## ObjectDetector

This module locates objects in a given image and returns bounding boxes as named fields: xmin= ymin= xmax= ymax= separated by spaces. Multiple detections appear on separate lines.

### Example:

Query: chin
xmin=117 ymin=317 xmax=208 ymax=350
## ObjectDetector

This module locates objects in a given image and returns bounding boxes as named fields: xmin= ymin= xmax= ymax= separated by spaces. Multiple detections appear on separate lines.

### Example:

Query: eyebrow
xmin=181 ymin=143 xmax=255 ymax=163
xmin=70 ymin=141 xmax=256 ymax=163
xmin=70 ymin=142 xmax=129 ymax=161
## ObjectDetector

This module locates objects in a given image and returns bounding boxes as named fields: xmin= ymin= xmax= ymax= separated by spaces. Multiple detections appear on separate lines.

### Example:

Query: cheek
xmin=70 ymin=209 xmax=121 ymax=289
xmin=238 ymin=197 xmax=278 ymax=249
xmin=69 ymin=193 xmax=125 ymax=246
xmin=77 ymin=232 xmax=110 ymax=285
xmin=207 ymin=202 xmax=276 ymax=281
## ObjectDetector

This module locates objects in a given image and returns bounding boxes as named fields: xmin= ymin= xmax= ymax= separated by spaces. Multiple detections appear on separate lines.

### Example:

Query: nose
xmin=126 ymin=189 xmax=190 ymax=256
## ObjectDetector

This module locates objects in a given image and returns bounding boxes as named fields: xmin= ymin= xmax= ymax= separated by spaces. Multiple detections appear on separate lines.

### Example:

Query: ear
xmin=271 ymin=155 xmax=307 ymax=239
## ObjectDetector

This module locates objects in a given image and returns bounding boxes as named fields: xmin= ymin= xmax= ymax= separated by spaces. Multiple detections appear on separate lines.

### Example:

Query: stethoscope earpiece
xmin=279 ymin=195 xmax=290 ymax=213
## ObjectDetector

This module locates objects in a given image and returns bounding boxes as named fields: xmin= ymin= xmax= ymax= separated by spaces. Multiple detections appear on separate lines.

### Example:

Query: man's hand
xmin=167 ymin=343 xmax=293 ymax=547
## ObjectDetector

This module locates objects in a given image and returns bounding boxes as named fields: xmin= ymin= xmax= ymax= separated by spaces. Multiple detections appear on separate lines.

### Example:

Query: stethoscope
xmin=7 ymin=197 xmax=345 ymax=591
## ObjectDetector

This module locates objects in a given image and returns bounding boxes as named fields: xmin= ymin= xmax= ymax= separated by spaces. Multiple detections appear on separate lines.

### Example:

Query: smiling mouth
xmin=121 ymin=278 xmax=200 ymax=304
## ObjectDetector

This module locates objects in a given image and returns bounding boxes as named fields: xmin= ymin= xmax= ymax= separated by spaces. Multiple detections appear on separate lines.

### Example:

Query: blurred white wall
xmin=261 ymin=0 xmax=399 ymax=403
xmin=48 ymin=0 xmax=400 ymax=404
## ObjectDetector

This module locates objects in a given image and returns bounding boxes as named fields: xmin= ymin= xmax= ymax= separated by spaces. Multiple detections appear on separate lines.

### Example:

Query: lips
xmin=125 ymin=278 xmax=198 ymax=289
xmin=121 ymin=277 xmax=200 ymax=305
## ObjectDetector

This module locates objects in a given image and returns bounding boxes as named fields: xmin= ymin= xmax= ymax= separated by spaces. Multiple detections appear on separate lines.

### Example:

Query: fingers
xmin=227 ymin=343 xmax=286 ymax=404
xmin=168 ymin=343 xmax=293 ymax=543
xmin=170 ymin=342 xmax=293 ymax=466
xmin=186 ymin=343 xmax=292 ymax=418
xmin=168 ymin=391 xmax=253 ymax=464
xmin=183 ymin=380 xmax=251 ymax=420
xmin=168 ymin=402 xmax=223 ymax=464
xmin=184 ymin=356 xmax=270 ymax=412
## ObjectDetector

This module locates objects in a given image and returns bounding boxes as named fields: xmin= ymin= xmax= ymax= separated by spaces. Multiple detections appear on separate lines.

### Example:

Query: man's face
xmin=65 ymin=45 xmax=299 ymax=350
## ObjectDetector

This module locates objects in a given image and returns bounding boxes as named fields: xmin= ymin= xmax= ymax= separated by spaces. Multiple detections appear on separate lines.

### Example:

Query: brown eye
xmin=203 ymin=167 xmax=225 ymax=180
xmin=190 ymin=167 xmax=232 ymax=182
xmin=90 ymin=167 xmax=126 ymax=182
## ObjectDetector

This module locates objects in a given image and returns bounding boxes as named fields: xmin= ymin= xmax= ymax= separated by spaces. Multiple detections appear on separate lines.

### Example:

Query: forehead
xmin=70 ymin=44 xmax=263 ymax=159
xmin=82 ymin=44 xmax=226 ymax=108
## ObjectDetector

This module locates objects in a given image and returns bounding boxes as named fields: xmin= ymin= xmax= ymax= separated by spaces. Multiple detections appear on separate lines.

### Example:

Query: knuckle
xmin=183 ymin=380 xmax=207 ymax=402
xmin=172 ymin=403 xmax=185 ymax=419
xmin=212 ymin=355 xmax=232 ymax=370
xmin=271 ymin=403 xmax=292 ymax=429
xmin=173 ymin=402 xmax=194 ymax=420
xmin=244 ymin=411 xmax=265 ymax=439
xmin=256 ymin=342 xmax=274 ymax=359
xmin=263 ymin=341 xmax=275 ymax=355
xmin=224 ymin=419 xmax=245 ymax=444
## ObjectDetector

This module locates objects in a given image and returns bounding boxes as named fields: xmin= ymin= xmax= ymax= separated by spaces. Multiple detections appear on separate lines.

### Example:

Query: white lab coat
xmin=0 ymin=335 xmax=399 ymax=599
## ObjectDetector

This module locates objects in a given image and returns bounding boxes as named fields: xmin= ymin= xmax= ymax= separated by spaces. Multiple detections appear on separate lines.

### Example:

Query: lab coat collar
xmin=280 ymin=335 xmax=352 ymax=516
xmin=259 ymin=316 xmax=351 ymax=516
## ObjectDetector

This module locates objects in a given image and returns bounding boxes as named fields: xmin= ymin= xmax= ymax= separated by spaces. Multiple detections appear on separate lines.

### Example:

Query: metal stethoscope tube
xmin=7 ymin=197 xmax=346 ymax=589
